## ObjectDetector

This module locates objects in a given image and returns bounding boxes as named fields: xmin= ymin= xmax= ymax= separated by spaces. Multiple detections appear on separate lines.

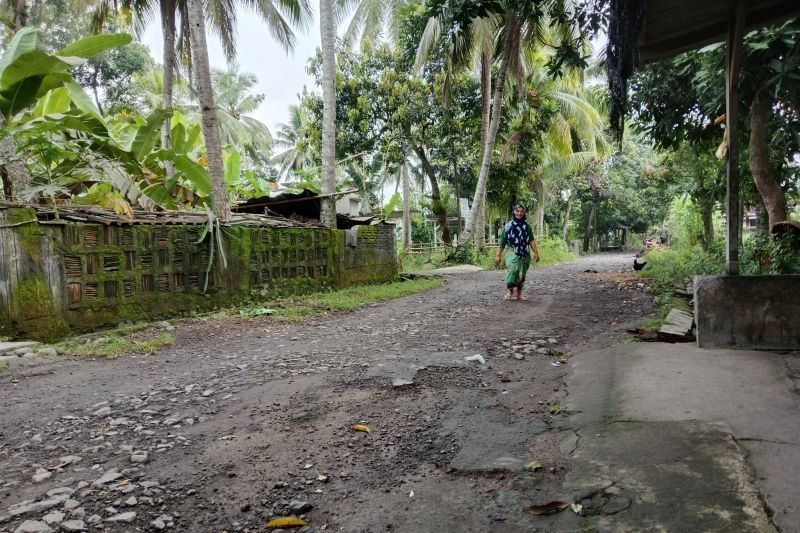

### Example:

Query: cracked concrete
xmin=565 ymin=342 xmax=800 ymax=532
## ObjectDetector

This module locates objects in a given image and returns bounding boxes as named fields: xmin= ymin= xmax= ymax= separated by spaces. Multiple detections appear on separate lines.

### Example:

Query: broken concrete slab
xmin=660 ymin=308 xmax=694 ymax=335
xmin=414 ymin=265 xmax=484 ymax=276
xmin=566 ymin=343 xmax=800 ymax=532
xmin=562 ymin=420 xmax=771 ymax=532
xmin=0 ymin=341 xmax=39 ymax=355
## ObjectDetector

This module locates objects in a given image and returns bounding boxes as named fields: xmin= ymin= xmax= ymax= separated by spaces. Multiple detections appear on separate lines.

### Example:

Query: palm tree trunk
xmin=161 ymin=0 xmax=176 ymax=175
xmin=186 ymin=0 xmax=229 ymax=222
xmin=532 ymin=174 xmax=544 ymax=235
xmin=583 ymin=198 xmax=597 ymax=253
xmin=414 ymin=145 xmax=451 ymax=245
xmin=319 ymin=0 xmax=337 ymax=228
xmin=475 ymin=50 xmax=491 ymax=249
xmin=561 ymin=191 xmax=572 ymax=242
xmin=13 ymin=0 xmax=27 ymax=29
xmin=459 ymin=15 xmax=519 ymax=248
xmin=401 ymin=162 xmax=411 ymax=249
xmin=748 ymin=92 xmax=787 ymax=230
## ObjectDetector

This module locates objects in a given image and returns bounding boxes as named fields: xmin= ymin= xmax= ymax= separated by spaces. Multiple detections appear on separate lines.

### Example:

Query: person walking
xmin=494 ymin=205 xmax=540 ymax=300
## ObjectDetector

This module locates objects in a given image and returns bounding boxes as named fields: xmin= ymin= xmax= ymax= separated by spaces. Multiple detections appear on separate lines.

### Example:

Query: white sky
xmin=140 ymin=10 xmax=324 ymax=133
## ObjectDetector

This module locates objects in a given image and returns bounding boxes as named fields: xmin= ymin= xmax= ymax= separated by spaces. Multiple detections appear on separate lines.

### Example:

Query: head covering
xmin=512 ymin=205 xmax=527 ymax=220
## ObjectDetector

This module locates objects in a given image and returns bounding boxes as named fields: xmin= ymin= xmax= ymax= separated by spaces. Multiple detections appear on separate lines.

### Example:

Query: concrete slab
xmin=0 ymin=341 xmax=39 ymax=355
xmin=566 ymin=343 xmax=800 ymax=531
xmin=660 ymin=308 xmax=694 ymax=335
xmin=414 ymin=265 xmax=484 ymax=276
xmin=563 ymin=420 xmax=771 ymax=532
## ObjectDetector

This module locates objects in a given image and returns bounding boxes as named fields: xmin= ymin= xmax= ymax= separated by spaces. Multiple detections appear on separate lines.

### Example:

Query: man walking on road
xmin=495 ymin=205 xmax=540 ymax=300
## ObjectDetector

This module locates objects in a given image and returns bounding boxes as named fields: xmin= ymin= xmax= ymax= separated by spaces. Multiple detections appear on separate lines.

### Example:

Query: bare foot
xmin=504 ymin=292 xmax=514 ymax=300
xmin=517 ymin=293 xmax=528 ymax=300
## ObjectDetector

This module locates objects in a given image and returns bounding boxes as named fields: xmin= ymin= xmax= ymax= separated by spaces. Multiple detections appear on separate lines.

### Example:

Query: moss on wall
xmin=2 ymin=219 xmax=397 ymax=341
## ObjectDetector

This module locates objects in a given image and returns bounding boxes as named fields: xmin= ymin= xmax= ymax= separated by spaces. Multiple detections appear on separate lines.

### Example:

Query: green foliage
xmin=640 ymin=243 xmax=725 ymax=294
xmin=663 ymin=194 xmax=704 ymax=248
xmin=741 ymin=232 xmax=800 ymax=275
xmin=536 ymin=236 xmax=578 ymax=267
xmin=0 ymin=28 xmax=131 ymax=119
xmin=240 ymin=277 xmax=442 ymax=322
xmin=382 ymin=192 xmax=402 ymax=219
xmin=410 ymin=214 xmax=433 ymax=243
xmin=61 ymin=332 xmax=175 ymax=358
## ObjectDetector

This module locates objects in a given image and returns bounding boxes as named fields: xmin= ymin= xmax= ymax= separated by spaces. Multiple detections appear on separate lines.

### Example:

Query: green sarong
xmin=505 ymin=253 xmax=531 ymax=288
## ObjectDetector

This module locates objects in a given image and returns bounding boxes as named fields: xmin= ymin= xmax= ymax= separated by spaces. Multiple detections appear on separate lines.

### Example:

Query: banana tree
xmin=0 ymin=28 xmax=213 ymax=213
xmin=0 ymin=28 xmax=133 ymax=200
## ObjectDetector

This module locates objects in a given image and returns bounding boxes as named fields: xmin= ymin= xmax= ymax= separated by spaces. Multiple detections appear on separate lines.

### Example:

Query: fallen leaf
xmin=265 ymin=516 xmax=308 ymax=528
xmin=351 ymin=424 xmax=371 ymax=434
xmin=318 ymin=474 xmax=329 ymax=482
xmin=217 ymin=435 xmax=237 ymax=441
xmin=571 ymin=503 xmax=583 ymax=514
xmin=527 ymin=501 xmax=570 ymax=515
xmin=526 ymin=461 xmax=543 ymax=472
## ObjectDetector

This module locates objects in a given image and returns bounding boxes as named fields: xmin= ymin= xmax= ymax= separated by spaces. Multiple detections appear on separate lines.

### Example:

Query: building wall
xmin=0 ymin=207 xmax=397 ymax=341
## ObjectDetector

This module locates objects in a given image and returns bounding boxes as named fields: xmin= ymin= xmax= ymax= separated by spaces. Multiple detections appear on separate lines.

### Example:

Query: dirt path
xmin=0 ymin=253 xmax=653 ymax=533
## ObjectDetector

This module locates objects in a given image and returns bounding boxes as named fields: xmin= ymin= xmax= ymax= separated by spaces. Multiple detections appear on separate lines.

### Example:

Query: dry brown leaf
xmin=351 ymin=424 xmax=371 ymax=434
xmin=265 ymin=516 xmax=308 ymax=528
xmin=527 ymin=501 xmax=570 ymax=515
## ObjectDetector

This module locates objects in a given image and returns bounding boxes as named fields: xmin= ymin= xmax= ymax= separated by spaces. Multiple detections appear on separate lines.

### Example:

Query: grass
xmin=0 ymin=361 xmax=8 ymax=371
xmin=46 ymin=278 xmax=440 ymax=357
xmin=59 ymin=332 xmax=175 ymax=358
xmin=402 ymin=236 xmax=577 ymax=272
xmin=238 ymin=277 xmax=442 ymax=323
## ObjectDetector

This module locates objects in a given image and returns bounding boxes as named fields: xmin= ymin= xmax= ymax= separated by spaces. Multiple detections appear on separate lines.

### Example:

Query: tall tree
xmin=186 ymin=0 xmax=229 ymax=221
xmin=629 ymin=20 xmax=800 ymax=231
xmin=319 ymin=0 xmax=337 ymax=227
xmin=272 ymin=104 xmax=313 ymax=183
xmin=401 ymin=162 xmax=411 ymax=248
xmin=211 ymin=63 xmax=272 ymax=163
xmin=423 ymin=0 xmax=593 ymax=249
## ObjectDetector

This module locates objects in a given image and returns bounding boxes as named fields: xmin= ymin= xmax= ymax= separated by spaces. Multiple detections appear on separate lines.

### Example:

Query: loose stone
xmin=60 ymin=520 xmax=87 ymax=532
xmin=105 ymin=511 xmax=136 ymax=523
xmin=13 ymin=520 xmax=54 ymax=533
xmin=41 ymin=511 xmax=64 ymax=525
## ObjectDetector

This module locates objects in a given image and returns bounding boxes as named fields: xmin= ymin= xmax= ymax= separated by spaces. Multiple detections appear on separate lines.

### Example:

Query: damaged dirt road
xmin=0 ymin=253 xmax=773 ymax=532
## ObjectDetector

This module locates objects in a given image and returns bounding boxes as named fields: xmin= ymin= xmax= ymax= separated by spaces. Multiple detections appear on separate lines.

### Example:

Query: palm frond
xmin=413 ymin=15 xmax=441 ymax=74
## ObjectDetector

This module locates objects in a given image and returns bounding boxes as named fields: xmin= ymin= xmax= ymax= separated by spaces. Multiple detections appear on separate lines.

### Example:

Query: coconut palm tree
xmin=340 ymin=0 xmax=412 ymax=48
xmin=186 ymin=0 xmax=228 ymax=221
xmin=319 ymin=0 xmax=337 ymax=227
xmin=92 ymin=0 xmax=310 ymax=179
xmin=210 ymin=63 xmax=272 ymax=163
xmin=418 ymin=1 xmax=586 ymax=249
xmin=271 ymin=104 xmax=312 ymax=183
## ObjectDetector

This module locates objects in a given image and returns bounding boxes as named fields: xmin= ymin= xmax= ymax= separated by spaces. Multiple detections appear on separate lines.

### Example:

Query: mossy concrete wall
xmin=0 ymin=207 xmax=397 ymax=341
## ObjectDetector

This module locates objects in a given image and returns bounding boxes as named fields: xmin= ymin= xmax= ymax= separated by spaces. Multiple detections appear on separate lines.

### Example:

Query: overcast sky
xmin=140 ymin=12 xmax=324 ymax=134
